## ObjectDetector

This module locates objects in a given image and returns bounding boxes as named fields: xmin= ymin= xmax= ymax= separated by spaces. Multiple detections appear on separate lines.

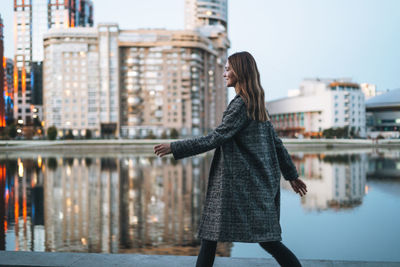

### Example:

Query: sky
xmin=1 ymin=0 xmax=399 ymax=101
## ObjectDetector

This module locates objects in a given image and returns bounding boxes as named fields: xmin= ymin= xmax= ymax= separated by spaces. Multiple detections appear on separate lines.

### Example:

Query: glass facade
xmin=14 ymin=0 xmax=94 ymax=127
xmin=0 ymin=15 xmax=4 ymax=127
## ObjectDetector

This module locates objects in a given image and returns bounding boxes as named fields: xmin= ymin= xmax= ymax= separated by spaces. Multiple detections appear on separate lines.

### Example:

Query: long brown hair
xmin=228 ymin=51 xmax=269 ymax=121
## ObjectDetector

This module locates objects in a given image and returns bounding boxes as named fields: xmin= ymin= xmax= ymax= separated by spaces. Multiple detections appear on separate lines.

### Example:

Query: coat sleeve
xmin=170 ymin=97 xmax=249 ymax=160
xmin=272 ymin=129 xmax=299 ymax=181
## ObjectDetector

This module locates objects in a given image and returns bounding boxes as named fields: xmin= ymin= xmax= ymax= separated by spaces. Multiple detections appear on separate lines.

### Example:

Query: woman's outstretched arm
xmin=154 ymin=96 xmax=249 ymax=160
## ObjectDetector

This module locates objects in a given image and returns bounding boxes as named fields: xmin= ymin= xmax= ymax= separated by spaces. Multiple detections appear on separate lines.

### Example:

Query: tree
xmin=145 ymin=130 xmax=156 ymax=139
xmin=170 ymin=128 xmax=179 ymax=139
xmin=65 ymin=130 xmax=74 ymax=140
xmin=161 ymin=130 xmax=168 ymax=139
xmin=47 ymin=126 xmax=57 ymax=140
xmin=85 ymin=129 xmax=92 ymax=139
xmin=7 ymin=124 xmax=17 ymax=139
xmin=322 ymin=126 xmax=351 ymax=139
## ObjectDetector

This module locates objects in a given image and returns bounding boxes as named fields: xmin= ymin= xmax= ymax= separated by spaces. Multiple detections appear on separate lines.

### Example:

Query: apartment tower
xmin=185 ymin=0 xmax=228 ymax=31
xmin=13 ymin=0 xmax=93 ymax=127
xmin=119 ymin=29 xmax=224 ymax=138
xmin=184 ymin=0 xmax=230 ymax=125
xmin=0 ymin=14 xmax=5 ymax=127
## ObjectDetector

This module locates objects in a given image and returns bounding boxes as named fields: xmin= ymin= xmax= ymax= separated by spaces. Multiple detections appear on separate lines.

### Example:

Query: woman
xmin=154 ymin=51 xmax=307 ymax=267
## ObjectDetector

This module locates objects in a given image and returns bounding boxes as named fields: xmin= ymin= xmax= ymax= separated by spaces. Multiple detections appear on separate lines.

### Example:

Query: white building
xmin=266 ymin=78 xmax=366 ymax=138
xmin=43 ymin=25 xmax=117 ymax=138
xmin=360 ymin=83 xmax=377 ymax=100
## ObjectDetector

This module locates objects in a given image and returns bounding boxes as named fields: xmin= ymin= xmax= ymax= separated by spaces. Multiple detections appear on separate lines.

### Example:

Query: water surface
xmin=0 ymin=148 xmax=399 ymax=261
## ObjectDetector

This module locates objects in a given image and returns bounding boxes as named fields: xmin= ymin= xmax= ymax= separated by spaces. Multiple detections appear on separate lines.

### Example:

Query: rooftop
xmin=366 ymin=88 xmax=400 ymax=108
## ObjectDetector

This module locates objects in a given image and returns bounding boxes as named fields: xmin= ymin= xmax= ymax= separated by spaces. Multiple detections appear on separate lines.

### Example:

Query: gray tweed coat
xmin=170 ymin=94 xmax=298 ymax=242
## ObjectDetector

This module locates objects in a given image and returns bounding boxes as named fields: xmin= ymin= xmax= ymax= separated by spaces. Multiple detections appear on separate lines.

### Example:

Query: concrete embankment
xmin=1 ymin=138 xmax=399 ymax=152
xmin=1 ymin=251 xmax=399 ymax=267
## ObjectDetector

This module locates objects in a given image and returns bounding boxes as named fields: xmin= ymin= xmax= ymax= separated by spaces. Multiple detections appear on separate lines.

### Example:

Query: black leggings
xmin=196 ymin=239 xmax=302 ymax=267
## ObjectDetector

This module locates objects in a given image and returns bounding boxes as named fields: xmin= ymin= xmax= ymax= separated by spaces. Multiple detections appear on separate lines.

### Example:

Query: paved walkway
xmin=1 ymin=251 xmax=399 ymax=267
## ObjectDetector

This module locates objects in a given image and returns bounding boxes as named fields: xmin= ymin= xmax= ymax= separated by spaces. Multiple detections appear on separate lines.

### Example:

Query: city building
xmin=185 ymin=0 xmax=228 ymax=32
xmin=0 ymin=14 xmax=5 ymax=127
xmin=360 ymin=83 xmax=377 ymax=100
xmin=266 ymin=78 xmax=366 ymax=138
xmin=41 ymin=0 xmax=230 ymax=138
xmin=43 ymin=24 xmax=228 ymax=138
xmin=4 ymin=58 xmax=14 ymax=124
xmin=365 ymin=88 xmax=400 ymax=138
xmin=119 ymin=28 xmax=227 ymax=138
xmin=13 ymin=0 xmax=94 ymax=129
xmin=184 ymin=0 xmax=230 ymax=121
xmin=43 ymin=27 xmax=103 ymax=137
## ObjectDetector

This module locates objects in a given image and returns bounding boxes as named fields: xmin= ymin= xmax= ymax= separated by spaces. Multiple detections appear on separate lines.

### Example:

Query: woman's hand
xmin=289 ymin=178 xmax=307 ymax=197
xmin=154 ymin=143 xmax=172 ymax=157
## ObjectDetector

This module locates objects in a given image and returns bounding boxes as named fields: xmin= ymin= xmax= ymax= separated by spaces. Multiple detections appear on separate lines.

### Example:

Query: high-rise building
xmin=14 ymin=0 xmax=94 ymax=128
xmin=185 ymin=0 xmax=228 ymax=31
xmin=43 ymin=24 xmax=227 ymax=138
xmin=119 ymin=29 xmax=226 ymax=138
xmin=0 ymin=14 xmax=5 ymax=128
xmin=184 ymin=0 xmax=230 ymax=119
xmin=43 ymin=27 xmax=102 ymax=137
xmin=4 ymin=58 xmax=14 ymax=124
xmin=267 ymin=78 xmax=367 ymax=138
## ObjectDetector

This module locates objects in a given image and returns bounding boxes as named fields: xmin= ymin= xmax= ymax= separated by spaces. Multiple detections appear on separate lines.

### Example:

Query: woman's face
xmin=223 ymin=61 xmax=237 ymax=88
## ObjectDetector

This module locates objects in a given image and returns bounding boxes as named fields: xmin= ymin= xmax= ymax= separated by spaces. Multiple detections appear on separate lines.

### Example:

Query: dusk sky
xmin=1 ymin=0 xmax=399 ymax=101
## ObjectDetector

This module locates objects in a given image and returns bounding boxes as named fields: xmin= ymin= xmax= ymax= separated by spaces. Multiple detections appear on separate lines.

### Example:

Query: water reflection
xmin=1 ymin=149 xmax=400 ymax=257
xmin=283 ymin=154 xmax=368 ymax=211
xmin=0 ymin=154 xmax=232 ymax=256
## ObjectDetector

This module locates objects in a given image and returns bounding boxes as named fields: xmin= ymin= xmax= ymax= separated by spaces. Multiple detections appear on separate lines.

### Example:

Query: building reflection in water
xmin=0 ymin=157 xmax=45 ymax=252
xmin=1 ymin=150 xmax=399 ymax=254
xmin=282 ymin=153 xmax=368 ymax=211
xmin=0 ymin=154 xmax=231 ymax=256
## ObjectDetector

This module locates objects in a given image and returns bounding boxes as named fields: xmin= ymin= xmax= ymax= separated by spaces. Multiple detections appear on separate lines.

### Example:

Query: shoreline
xmin=0 ymin=139 xmax=399 ymax=157
xmin=1 ymin=138 xmax=400 ymax=148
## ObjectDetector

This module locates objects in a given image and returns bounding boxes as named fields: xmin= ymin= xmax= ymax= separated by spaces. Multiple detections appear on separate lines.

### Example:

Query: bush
xmin=47 ymin=126 xmax=57 ymax=140
xmin=65 ymin=130 xmax=74 ymax=140
xmin=7 ymin=124 xmax=17 ymax=139
xmin=161 ymin=131 xmax=168 ymax=139
xmin=145 ymin=130 xmax=156 ymax=139
xmin=170 ymin=128 xmax=179 ymax=139
xmin=85 ymin=129 xmax=92 ymax=139
xmin=322 ymin=126 xmax=350 ymax=139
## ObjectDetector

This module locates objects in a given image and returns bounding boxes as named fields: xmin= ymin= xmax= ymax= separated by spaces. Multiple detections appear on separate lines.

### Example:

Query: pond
xmin=0 ymin=148 xmax=399 ymax=262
